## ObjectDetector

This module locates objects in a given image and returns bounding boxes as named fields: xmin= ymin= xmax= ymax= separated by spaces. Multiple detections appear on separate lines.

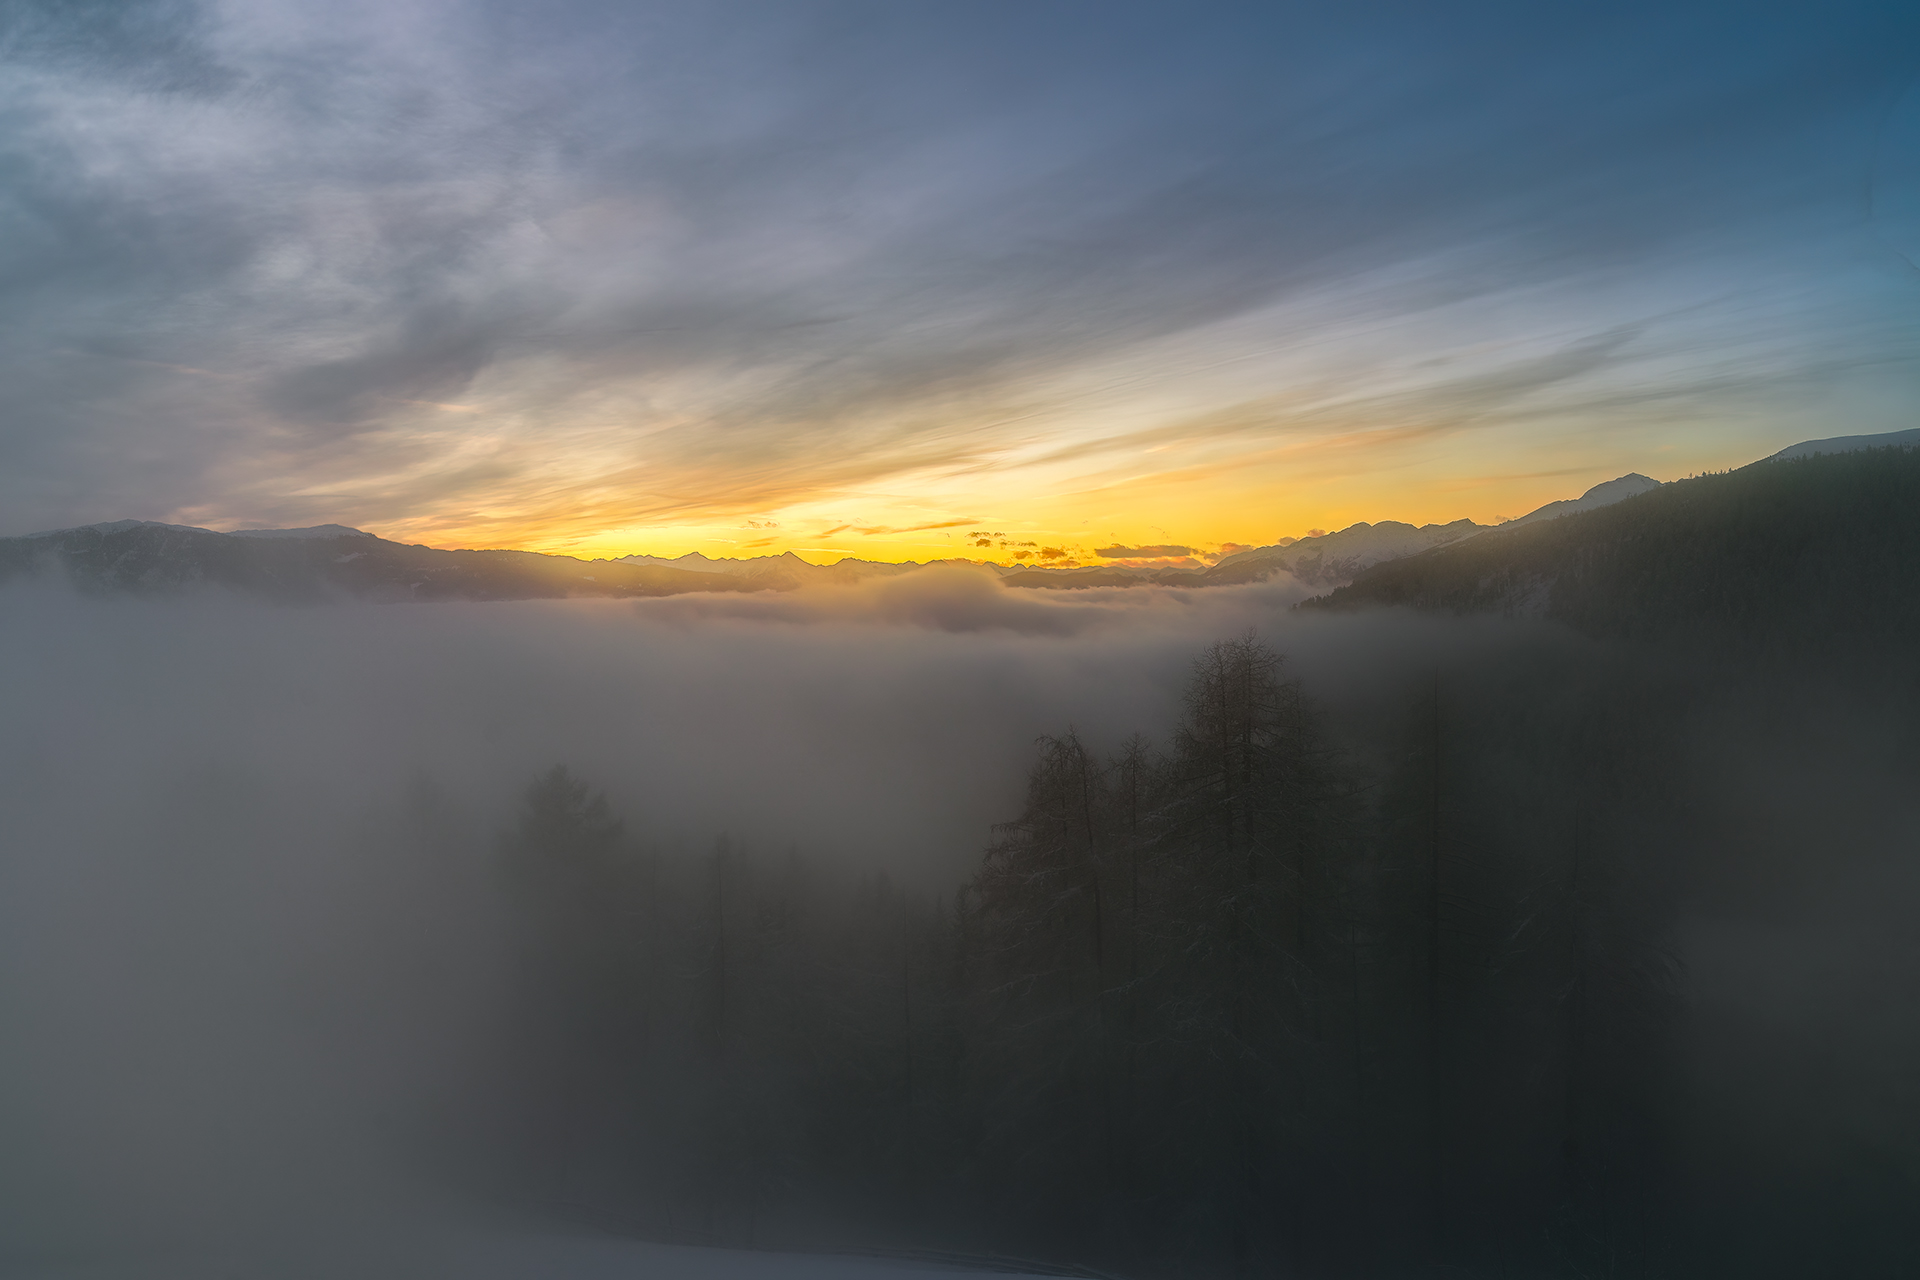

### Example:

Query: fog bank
xmin=3 ymin=573 xmax=1916 ymax=1275
xmin=0 ymin=572 xmax=1331 ymax=879
xmin=0 ymin=575 xmax=1321 ymax=1268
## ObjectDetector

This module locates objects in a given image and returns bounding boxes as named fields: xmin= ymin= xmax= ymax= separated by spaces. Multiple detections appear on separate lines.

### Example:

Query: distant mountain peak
xmin=227 ymin=525 xmax=372 ymax=539
xmin=1503 ymin=473 xmax=1662 ymax=529
xmin=25 ymin=519 xmax=211 ymax=539
xmin=18 ymin=452 xmax=1828 ymax=606
xmin=22 ymin=519 xmax=374 ymax=541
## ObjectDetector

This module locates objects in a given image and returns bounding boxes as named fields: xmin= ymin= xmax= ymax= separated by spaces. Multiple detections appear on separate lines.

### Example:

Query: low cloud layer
xmin=0 ymin=574 xmax=1329 ymax=1265
xmin=636 ymin=563 xmax=1312 ymax=634
xmin=2 ymin=577 xmax=1916 ymax=1272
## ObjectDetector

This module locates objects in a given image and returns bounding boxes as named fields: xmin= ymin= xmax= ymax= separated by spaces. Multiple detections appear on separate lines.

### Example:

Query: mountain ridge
xmin=10 ymin=427 xmax=1909 ymax=606
xmin=1299 ymin=442 xmax=1920 ymax=648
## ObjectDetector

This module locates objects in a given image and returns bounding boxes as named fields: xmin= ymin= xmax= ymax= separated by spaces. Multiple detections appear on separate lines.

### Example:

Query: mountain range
xmin=2 ymin=430 xmax=1910 ymax=606
xmin=1303 ymin=435 xmax=1920 ymax=648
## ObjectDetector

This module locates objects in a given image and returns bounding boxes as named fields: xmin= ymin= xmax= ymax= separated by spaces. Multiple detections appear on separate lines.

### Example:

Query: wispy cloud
xmin=0 ymin=0 xmax=1914 ymax=549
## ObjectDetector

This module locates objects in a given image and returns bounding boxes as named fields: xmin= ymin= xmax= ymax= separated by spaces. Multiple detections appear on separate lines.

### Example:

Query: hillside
xmin=1300 ymin=446 xmax=1920 ymax=646
xmin=0 ymin=522 xmax=752 ymax=603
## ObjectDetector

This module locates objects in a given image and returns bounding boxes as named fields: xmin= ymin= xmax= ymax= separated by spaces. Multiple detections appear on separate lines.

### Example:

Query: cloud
xmin=638 ymin=564 xmax=1123 ymax=635
xmin=0 ymin=0 xmax=238 ymax=93
xmin=0 ymin=575 xmax=1303 ymax=1258
xmin=263 ymin=305 xmax=509 ymax=430
xmin=0 ymin=576 xmax=1279 ymax=1255
xmin=1095 ymin=543 xmax=1192 ymax=558
xmin=0 ymin=1 xmax=1915 ymax=542
xmin=2 ymin=573 xmax=1917 ymax=1269
xmin=846 ymin=519 xmax=978 ymax=536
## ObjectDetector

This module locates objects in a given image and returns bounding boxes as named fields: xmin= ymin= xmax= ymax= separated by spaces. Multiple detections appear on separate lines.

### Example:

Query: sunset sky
xmin=3 ymin=0 xmax=1917 ymax=564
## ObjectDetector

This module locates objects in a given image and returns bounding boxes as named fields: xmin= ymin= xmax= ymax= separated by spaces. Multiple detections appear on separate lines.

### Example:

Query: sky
xmin=1 ymin=0 xmax=1916 ymax=564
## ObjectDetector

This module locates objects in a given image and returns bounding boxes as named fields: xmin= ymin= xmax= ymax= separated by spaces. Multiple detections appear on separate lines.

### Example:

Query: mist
xmin=0 ymin=570 xmax=1315 ymax=878
xmin=0 ymin=573 xmax=1302 ymax=1273
xmin=2 ymin=571 xmax=1916 ymax=1276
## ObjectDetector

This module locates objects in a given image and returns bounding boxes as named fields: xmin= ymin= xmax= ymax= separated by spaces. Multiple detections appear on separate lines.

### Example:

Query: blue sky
xmin=2 ymin=0 xmax=1915 ymax=558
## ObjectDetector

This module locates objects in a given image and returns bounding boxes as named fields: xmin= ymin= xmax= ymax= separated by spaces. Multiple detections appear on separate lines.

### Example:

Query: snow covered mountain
xmin=1195 ymin=517 xmax=1488 ymax=588
xmin=227 ymin=524 xmax=375 ymax=539
xmin=1501 ymin=473 xmax=1663 ymax=528
xmin=24 ymin=518 xmax=213 ymax=538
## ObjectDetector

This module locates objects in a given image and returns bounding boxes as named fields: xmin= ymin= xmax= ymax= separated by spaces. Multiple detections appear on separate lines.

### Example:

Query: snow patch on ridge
xmin=1502 ymin=473 xmax=1663 ymax=529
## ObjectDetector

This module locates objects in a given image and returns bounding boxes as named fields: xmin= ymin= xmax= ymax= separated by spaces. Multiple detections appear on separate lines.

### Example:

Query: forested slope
xmin=1302 ymin=446 xmax=1920 ymax=647
xmin=452 ymin=442 xmax=1920 ymax=1273
xmin=476 ymin=633 xmax=1889 ymax=1279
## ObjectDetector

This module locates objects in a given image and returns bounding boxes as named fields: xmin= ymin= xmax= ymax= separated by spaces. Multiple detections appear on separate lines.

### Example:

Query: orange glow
xmin=339 ymin=418 xmax=1742 ymax=565
xmin=183 ymin=281 xmax=1807 ymax=562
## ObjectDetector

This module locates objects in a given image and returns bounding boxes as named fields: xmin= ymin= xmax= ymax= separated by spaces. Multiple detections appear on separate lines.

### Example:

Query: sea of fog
xmin=0 ymin=570 xmax=1350 ymax=1276
xmin=2 ymin=568 xmax=1914 ymax=1276
xmin=3 ymin=567 xmax=1467 ymax=889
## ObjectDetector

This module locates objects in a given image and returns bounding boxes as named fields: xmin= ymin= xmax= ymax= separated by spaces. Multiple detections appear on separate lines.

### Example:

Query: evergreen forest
xmin=430 ymin=620 xmax=1918 ymax=1279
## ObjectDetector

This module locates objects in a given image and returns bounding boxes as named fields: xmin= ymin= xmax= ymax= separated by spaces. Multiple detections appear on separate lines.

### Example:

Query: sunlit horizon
xmin=8 ymin=3 xmax=1916 ymax=566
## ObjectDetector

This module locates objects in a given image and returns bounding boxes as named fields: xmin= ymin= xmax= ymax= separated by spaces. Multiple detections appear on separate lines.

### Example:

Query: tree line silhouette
xmin=468 ymin=630 xmax=1723 ymax=1278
